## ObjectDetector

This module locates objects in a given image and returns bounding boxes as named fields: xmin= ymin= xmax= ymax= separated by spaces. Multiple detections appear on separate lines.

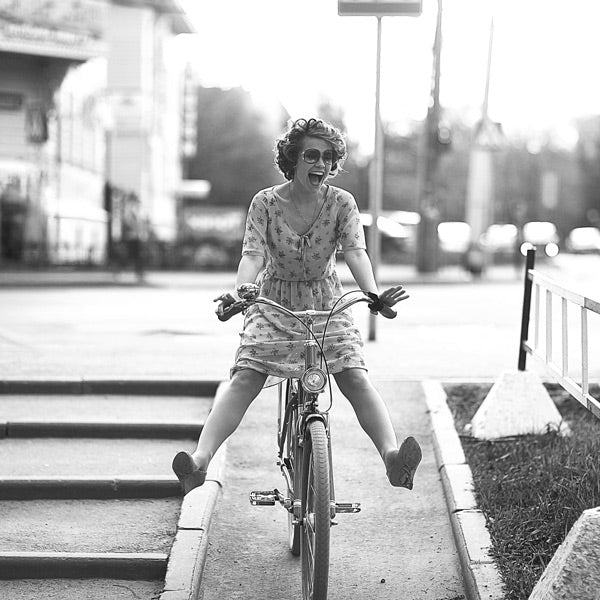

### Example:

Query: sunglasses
xmin=301 ymin=148 xmax=337 ymax=164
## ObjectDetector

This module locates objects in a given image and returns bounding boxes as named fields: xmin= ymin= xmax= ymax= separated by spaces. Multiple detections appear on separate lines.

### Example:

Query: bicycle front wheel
xmin=301 ymin=419 xmax=331 ymax=600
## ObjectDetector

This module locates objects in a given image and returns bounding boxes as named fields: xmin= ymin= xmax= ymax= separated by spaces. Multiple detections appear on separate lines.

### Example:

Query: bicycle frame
xmin=243 ymin=291 xmax=372 ymax=599
xmin=249 ymin=293 xmax=369 ymax=516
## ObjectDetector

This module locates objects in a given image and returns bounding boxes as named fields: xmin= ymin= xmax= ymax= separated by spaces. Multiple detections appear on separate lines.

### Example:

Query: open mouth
xmin=308 ymin=172 xmax=324 ymax=186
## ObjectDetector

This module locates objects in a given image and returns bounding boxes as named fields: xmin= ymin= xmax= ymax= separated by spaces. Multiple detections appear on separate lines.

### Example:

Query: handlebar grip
xmin=216 ymin=300 xmax=248 ymax=322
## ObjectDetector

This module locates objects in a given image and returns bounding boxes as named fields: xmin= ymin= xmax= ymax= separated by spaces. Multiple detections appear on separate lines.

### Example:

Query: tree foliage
xmin=188 ymin=86 xmax=289 ymax=206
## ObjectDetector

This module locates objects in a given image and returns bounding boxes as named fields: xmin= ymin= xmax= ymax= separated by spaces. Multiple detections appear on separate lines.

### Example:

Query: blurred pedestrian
xmin=173 ymin=118 xmax=421 ymax=494
xmin=121 ymin=195 xmax=147 ymax=282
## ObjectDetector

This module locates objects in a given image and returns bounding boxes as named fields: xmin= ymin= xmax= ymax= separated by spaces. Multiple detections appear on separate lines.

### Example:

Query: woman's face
xmin=293 ymin=136 xmax=334 ymax=193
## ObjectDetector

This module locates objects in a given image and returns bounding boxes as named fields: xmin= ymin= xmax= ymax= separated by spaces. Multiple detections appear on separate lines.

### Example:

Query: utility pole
xmin=464 ymin=14 xmax=503 ymax=276
xmin=416 ymin=0 xmax=443 ymax=273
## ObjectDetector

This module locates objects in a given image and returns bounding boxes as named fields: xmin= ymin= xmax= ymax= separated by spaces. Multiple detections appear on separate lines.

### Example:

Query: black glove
xmin=214 ymin=292 xmax=237 ymax=319
xmin=366 ymin=292 xmax=397 ymax=319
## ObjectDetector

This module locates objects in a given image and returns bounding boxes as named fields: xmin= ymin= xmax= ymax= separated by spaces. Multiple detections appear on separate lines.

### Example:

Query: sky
xmin=177 ymin=0 xmax=600 ymax=153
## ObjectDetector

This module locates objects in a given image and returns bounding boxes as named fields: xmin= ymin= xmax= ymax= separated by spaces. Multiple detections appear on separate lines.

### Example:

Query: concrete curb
xmin=0 ymin=379 xmax=222 ymax=396
xmin=421 ymin=380 xmax=506 ymax=600
xmin=161 ymin=438 xmax=228 ymax=600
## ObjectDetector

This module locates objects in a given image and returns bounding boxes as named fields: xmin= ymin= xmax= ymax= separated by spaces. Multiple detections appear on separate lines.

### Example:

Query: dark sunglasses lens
xmin=303 ymin=149 xmax=335 ymax=164
xmin=303 ymin=149 xmax=320 ymax=163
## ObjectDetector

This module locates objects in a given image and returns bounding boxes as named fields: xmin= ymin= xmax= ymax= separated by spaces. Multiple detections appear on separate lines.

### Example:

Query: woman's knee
xmin=229 ymin=368 xmax=267 ymax=398
xmin=335 ymin=368 xmax=372 ymax=395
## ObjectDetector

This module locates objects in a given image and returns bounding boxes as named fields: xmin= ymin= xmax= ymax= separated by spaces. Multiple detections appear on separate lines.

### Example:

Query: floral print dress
xmin=232 ymin=185 xmax=368 ymax=379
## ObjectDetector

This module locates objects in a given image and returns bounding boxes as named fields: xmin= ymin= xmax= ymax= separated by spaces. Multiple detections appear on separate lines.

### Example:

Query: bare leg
xmin=334 ymin=368 xmax=421 ymax=489
xmin=191 ymin=368 xmax=267 ymax=469
xmin=333 ymin=368 xmax=397 ymax=458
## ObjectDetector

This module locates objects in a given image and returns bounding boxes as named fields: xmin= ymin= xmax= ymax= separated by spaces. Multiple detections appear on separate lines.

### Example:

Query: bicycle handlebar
xmin=214 ymin=285 xmax=397 ymax=322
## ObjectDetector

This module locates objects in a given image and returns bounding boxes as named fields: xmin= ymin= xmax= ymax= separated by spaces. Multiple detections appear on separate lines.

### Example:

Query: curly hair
xmin=274 ymin=118 xmax=347 ymax=181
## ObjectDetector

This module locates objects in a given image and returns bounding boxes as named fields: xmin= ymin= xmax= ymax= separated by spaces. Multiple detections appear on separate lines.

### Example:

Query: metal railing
xmin=518 ymin=248 xmax=600 ymax=419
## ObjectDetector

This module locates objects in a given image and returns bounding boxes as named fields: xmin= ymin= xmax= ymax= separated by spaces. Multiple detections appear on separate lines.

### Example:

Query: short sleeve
xmin=336 ymin=192 xmax=366 ymax=252
xmin=242 ymin=194 xmax=268 ymax=256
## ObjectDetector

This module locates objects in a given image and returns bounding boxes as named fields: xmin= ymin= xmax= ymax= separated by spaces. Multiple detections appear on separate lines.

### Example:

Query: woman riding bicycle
xmin=173 ymin=117 xmax=421 ymax=494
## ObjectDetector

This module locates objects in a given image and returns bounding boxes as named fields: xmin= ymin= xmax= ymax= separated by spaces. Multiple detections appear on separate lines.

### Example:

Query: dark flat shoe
xmin=385 ymin=436 xmax=422 ymax=489
xmin=172 ymin=451 xmax=207 ymax=495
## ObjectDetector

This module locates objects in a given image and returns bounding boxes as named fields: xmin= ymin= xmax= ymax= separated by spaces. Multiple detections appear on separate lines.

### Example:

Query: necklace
xmin=289 ymin=183 xmax=320 ymax=230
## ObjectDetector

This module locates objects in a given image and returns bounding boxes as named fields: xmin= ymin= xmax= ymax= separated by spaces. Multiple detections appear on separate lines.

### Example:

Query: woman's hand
xmin=367 ymin=285 xmax=409 ymax=319
xmin=379 ymin=285 xmax=409 ymax=307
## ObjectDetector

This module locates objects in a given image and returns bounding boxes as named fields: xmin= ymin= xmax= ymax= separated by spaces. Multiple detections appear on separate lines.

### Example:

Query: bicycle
xmin=217 ymin=283 xmax=396 ymax=600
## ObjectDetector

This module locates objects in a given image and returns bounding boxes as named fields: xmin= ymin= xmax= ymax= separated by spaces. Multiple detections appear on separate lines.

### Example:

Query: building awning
xmin=0 ymin=0 xmax=107 ymax=61
xmin=153 ymin=0 xmax=196 ymax=34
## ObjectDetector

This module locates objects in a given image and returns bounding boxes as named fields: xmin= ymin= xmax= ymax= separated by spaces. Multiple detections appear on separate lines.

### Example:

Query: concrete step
xmin=0 ymin=394 xmax=212 ymax=424
xmin=0 ymin=578 xmax=165 ymax=599
xmin=0 ymin=437 xmax=193 ymax=477
xmin=0 ymin=476 xmax=181 ymax=499
xmin=0 ymin=497 xmax=180 ymax=555
xmin=0 ymin=551 xmax=167 ymax=579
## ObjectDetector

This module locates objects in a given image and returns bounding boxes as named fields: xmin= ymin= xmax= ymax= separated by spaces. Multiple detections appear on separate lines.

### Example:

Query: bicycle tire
xmin=301 ymin=419 xmax=331 ymax=600
xmin=287 ymin=383 xmax=301 ymax=556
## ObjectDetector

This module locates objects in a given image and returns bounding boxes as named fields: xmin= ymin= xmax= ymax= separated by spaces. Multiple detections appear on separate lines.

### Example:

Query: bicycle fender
xmin=304 ymin=413 xmax=327 ymax=427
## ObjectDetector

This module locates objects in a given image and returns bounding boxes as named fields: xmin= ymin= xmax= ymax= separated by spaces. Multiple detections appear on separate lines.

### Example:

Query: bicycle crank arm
xmin=334 ymin=502 xmax=361 ymax=514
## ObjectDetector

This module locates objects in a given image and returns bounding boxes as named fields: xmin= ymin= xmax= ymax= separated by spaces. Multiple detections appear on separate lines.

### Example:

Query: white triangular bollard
xmin=529 ymin=506 xmax=600 ymax=600
xmin=470 ymin=370 xmax=569 ymax=440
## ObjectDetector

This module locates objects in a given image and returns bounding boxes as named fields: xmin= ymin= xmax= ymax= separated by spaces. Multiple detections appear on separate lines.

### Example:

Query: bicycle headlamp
xmin=300 ymin=367 xmax=327 ymax=393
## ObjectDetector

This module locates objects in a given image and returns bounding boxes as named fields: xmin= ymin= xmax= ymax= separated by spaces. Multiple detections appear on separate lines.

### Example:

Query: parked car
xmin=479 ymin=223 xmax=518 ymax=259
xmin=360 ymin=213 xmax=412 ymax=260
xmin=565 ymin=226 xmax=600 ymax=253
xmin=521 ymin=221 xmax=559 ymax=257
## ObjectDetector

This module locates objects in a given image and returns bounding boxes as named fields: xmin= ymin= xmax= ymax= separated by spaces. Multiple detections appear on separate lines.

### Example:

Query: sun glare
xmin=178 ymin=0 xmax=600 ymax=149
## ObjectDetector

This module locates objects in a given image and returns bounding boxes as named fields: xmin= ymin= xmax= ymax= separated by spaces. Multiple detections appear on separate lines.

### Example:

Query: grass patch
xmin=445 ymin=383 xmax=600 ymax=600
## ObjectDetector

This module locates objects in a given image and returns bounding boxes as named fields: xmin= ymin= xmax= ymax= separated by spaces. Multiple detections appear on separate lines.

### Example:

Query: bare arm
xmin=234 ymin=254 xmax=264 ymax=296
xmin=344 ymin=248 xmax=409 ymax=309
xmin=343 ymin=248 xmax=379 ymax=294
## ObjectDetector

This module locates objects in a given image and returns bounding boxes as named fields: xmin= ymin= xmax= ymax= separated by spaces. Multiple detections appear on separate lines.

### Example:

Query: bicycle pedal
xmin=335 ymin=502 xmax=361 ymax=514
xmin=250 ymin=490 xmax=279 ymax=506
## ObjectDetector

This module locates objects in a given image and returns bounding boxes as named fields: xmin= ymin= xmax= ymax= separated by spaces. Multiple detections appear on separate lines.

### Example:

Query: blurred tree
xmin=315 ymin=97 xmax=369 ymax=207
xmin=382 ymin=126 xmax=419 ymax=212
xmin=188 ymin=86 xmax=289 ymax=206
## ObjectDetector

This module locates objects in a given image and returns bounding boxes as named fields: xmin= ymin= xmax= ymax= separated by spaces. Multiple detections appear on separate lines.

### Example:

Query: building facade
xmin=0 ymin=0 xmax=193 ymax=266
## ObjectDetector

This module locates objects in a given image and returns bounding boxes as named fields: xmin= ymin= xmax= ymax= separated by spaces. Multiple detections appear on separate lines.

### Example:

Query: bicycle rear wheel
xmin=301 ymin=419 xmax=331 ymax=600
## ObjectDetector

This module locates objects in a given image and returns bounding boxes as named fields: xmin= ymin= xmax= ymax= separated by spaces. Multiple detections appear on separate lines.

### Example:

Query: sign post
xmin=338 ymin=0 xmax=422 ymax=340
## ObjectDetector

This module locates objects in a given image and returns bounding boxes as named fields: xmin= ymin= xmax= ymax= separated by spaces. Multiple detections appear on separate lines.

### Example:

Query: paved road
xmin=2 ymin=254 xmax=598 ymax=382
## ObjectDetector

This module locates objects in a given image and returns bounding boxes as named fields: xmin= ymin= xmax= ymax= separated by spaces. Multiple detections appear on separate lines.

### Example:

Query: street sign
xmin=338 ymin=0 xmax=422 ymax=16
